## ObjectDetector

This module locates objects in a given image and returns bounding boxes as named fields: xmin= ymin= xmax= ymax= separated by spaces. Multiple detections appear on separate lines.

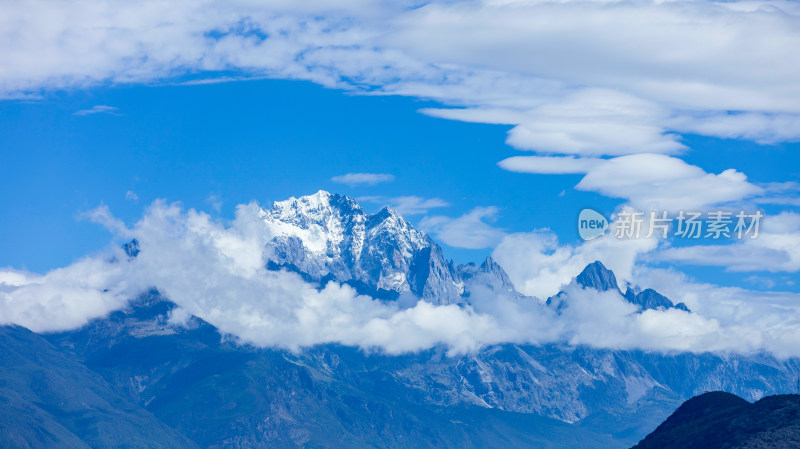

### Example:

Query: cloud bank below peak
xmin=2 ymin=199 xmax=800 ymax=358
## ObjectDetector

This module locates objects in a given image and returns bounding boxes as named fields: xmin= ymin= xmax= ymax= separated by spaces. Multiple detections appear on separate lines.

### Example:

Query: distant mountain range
xmin=631 ymin=391 xmax=800 ymax=449
xmin=261 ymin=190 xmax=687 ymax=311
xmin=1 ymin=191 xmax=799 ymax=448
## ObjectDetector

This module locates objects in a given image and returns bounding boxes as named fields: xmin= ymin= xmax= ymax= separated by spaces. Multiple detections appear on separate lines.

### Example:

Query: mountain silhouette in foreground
xmin=631 ymin=391 xmax=800 ymax=449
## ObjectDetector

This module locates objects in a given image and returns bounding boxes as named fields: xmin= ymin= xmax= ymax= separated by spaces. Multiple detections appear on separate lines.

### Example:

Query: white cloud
xmin=498 ymin=155 xmax=603 ymax=174
xmin=491 ymin=216 xmax=800 ymax=357
xmin=74 ymin=105 xmax=120 ymax=116
xmin=125 ymin=190 xmax=138 ymax=201
xmin=1 ymin=200 xmax=800 ymax=358
xmin=389 ymin=1 xmax=800 ymax=112
xmin=81 ymin=204 xmax=129 ymax=236
xmin=331 ymin=173 xmax=395 ymax=186
xmin=420 ymin=206 xmax=506 ymax=249
xmin=575 ymin=154 xmax=763 ymax=210
xmin=431 ymin=89 xmax=685 ymax=156
xmin=632 ymin=267 xmax=800 ymax=359
xmin=0 ymin=262 xmax=130 ymax=332
xmin=670 ymin=112 xmax=800 ymax=145
xmin=125 ymin=202 xmax=491 ymax=353
xmin=499 ymin=153 xmax=763 ymax=211
xmin=550 ymin=284 xmax=724 ymax=353
xmin=358 ymin=195 xmax=449 ymax=215
xmin=1 ymin=0 xmax=799 ymax=148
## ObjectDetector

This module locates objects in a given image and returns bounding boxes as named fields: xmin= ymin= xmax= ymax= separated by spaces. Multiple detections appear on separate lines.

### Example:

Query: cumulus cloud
xmin=0 ymin=261 xmax=131 ymax=332
xmin=331 ymin=173 xmax=395 ymax=186
xmin=420 ymin=206 xmax=506 ymax=249
xmin=633 ymin=267 xmax=800 ymax=358
xmin=1 ymin=200 xmax=800 ymax=358
xmin=358 ymin=195 xmax=449 ymax=215
xmin=491 ymin=214 xmax=800 ymax=357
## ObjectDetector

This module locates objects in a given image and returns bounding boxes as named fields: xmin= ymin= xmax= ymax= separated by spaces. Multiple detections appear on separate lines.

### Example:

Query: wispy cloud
xmin=754 ymin=182 xmax=800 ymax=207
xmin=74 ymin=105 xmax=120 ymax=116
xmin=359 ymin=195 xmax=448 ymax=215
xmin=655 ymin=212 xmax=800 ymax=273
xmin=420 ymin=206 xmax=506 ymax=249
xmin=331 ymin=172 xmax=395 ymax=186
xmin=206 ymin=194 xmax=223 ymax=213
xmin=125 ymin=190 xmax=138 ymax=201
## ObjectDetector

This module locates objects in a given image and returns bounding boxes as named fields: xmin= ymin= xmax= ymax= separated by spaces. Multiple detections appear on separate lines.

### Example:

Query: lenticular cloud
xmin=1 ymin=199 xmax=800 ymax=357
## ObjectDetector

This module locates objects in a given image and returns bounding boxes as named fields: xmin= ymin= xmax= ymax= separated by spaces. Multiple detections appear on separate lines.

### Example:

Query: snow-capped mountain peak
xmin=262 ymin=191 xmax=359 ymax=254
xmin=259 ymin=191 xmax=512 ymax=305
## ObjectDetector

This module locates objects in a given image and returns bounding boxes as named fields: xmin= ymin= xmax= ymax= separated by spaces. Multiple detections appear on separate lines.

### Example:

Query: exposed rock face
xmin=576 ymin=260 xmax=622 ymax=293
xmin=575 ymin=260 xmax=689 ymax=312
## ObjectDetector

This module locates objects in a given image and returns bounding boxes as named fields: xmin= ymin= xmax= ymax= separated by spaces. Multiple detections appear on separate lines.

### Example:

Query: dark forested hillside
xmin=632 ymin=391 xmax=800 ymax=449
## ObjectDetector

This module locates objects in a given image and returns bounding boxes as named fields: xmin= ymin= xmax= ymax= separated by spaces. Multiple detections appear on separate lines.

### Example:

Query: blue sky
xmin=0 ymin=79 xmax=598 ymax=267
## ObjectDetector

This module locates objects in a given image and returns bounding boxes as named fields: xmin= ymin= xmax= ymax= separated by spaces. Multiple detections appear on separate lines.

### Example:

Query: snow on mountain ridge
xmin=261 ymin=190 xmax=469 ymax=304
xmin=262 ymin=190 xmax=356 ymax=254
